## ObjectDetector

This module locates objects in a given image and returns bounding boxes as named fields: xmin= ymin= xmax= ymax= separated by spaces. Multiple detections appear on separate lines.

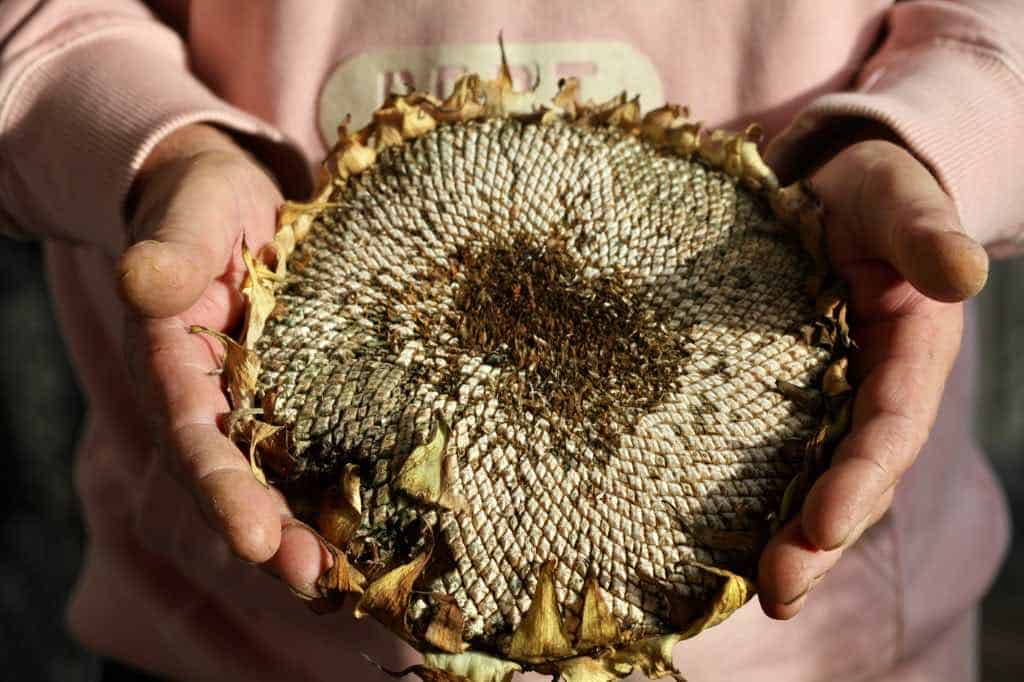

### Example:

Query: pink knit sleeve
xmin=0 ymin=0 xmax=303 ymax=256
xmin=769 ymin=0 xmax=1024 ymax=256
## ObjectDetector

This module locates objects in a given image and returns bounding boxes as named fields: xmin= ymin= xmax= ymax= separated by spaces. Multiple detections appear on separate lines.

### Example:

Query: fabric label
xmin=318 ymin=40 xmax=664 ymax=145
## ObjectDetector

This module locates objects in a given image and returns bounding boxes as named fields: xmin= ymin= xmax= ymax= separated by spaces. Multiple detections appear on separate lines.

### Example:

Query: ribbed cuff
xmin=770 ymin=42 xmax=1024 ymax=254
xmin=0 ymin=20 xmax=304 ymax=255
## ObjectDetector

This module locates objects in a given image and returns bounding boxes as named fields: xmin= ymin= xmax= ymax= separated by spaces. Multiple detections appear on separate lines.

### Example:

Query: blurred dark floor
xmin=0 ymin=240 xmax=93 ymax=681
xmin=977 ymin=255 xmax=1024 ymax=681
xmin=0 ymin=237 xmax=1021 ymax=681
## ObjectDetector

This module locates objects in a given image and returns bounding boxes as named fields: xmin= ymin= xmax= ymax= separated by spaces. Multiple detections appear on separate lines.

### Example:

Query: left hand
xmin=119 ymin=124 xmax=331 ymax=600
xmin=756 ymin=139 xmax=989 ymax=619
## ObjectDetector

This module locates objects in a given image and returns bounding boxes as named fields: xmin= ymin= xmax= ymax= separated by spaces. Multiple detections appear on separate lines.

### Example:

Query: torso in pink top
xmin=1 ymin=1 xmax=1017 ymax=680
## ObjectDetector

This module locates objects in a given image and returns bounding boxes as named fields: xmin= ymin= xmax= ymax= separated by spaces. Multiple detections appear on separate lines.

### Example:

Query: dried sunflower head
xmin=209 ymin=53 xmax=854 ymax=682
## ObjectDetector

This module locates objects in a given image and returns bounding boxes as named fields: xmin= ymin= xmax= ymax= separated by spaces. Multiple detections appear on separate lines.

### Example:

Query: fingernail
xmin=283 ymin=518 xmax=336 ymax=568
xmin=280 ymin=523 xmax=324 ymax=594
xmin=287 ymin=583 xmax=318 ymax=602
xmin=782 ymin=572 xmax=827 ymax=606
xmin=783 ymin=593 xmax=809 ymax=613
xmin=827 ymin=523 xmax=857 ymax=552
xmin=783 ymin=585 xmax=810 ymax=606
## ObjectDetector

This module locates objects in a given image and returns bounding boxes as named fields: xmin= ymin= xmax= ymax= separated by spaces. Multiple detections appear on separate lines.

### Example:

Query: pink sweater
xmin=1 ymin=1 xmax=1020 ymax=680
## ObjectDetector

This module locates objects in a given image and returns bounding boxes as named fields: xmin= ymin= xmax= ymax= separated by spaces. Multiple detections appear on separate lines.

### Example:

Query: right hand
xmin=757 ymin=139 xmax=988 ymax=619
xmin=118 ymin=124 xmax=332 ymax=599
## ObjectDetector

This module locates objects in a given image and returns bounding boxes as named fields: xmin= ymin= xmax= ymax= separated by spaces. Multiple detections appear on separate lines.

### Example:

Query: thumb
xmin=118 ymin=131 xmax=282 ymax=319
xmin=811 ymin=140 xmax=989 ymax=303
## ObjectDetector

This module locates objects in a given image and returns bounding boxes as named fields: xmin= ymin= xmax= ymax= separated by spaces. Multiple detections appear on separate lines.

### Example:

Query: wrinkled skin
xmin=757 ymin=136 xmax=988 ymax=618
xmin=120 ymin=125 xmax=334 ymax=597
xmin=117 ymin=123 xmax=988 ymax=627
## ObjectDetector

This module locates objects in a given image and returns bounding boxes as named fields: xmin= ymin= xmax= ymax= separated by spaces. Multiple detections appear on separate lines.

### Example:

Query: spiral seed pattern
xmin=255 ymin=119 xmax=829 ymax=643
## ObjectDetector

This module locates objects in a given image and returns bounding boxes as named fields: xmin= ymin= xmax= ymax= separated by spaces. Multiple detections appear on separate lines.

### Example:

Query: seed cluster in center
xmin=446 ymin=235 xmax=690 ymax=461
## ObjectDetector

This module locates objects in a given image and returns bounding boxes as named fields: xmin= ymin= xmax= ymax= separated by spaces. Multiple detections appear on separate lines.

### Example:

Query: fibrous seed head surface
xmin=253 ymin=118 xmax=830 ymax=654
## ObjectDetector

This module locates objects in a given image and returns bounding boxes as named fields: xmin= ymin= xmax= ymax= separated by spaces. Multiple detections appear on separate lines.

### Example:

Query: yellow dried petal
xmin=404 ymin=108 xmax=438 ymax=138
xmin=822 ymin=357 xmax=852 ymax=397
xmin=277 ymin=193 xmax=340 ymax=249
xmin=404 ymin=91 xmax=443 ymax=109
xmin=318 ymin=463 xmax=363 ymax=547
xmin=770 ymin=180 xmax=818 ymax=227
xmin=507 ymin=560 xmax=573 ymax=661
xmin=393 ymin=98 xmax=438 ymax=138
xmin=318 ymin=544 xmax=366 ymax=596
xmin=835 ymin=301 xmax=853 ymax=347
xmin=770 ymin=181 xmax=827 ymax=291
xmin=481 ymin=81 xmax=536 ymax=117
xmin=478 ymin=34 xmax=538 ymax=117
xmin=775 ymin=379 xmax=823 ymax=412
xmin=606 ymin=96 xmax=641 ymax=129
xmin=703 ymin=124 xmax=778 ymax=191
xmin=188 ymin=325 xmax=261 ymax=409
xmin=666 ymin=120 xmax=704 ymax=156
xmin=552 ymin=77 xmax=581 ymax=119
xmin=775 ymin=471 xmax=806 ymax=530
xmin=354 ymin=544 xmax=432 ymax=638
xmin=538 ymin=107 xmax=565 ymax=126
xmin=575 ymin=576 xmax=619 ymax=651
xmin=736 ymin=124 xmax=778 ymax=191
xmin=815 ymin=288 xmax=843 ymax=318
xmin=372 ymin=120 xmax=407 ymax=150
xmin=592 ymin=92 xmax=626 ymax=114
xmin=373 ymin=102 xmax=437 ymax=143
xmin=641 ymin=104 xmax=689 ymax=145
xmin=423 ymin=651 xmax=521 ymax=682
xmin=496 ymin=32 xmax=514 ymax=90
xmin=396 ymin=417 xmax=456 ymax=508
xmin=425 ymin=593 xmax=468 ymax=653
xmin=240 ymin=245 xmax=278 ymax=348
xmin=338 ymin=138 xmax=377 ymax=176
xmin=555 ymin=655 xmax=633 ymax=682
xmin=330 ymin=117 xmax=377 ymax=177
xmin=440 ymin=74 xmax=485 ymax=121
xmin=680 ymin=563 xmax=756 ymax=637
xmin=698 ymin=128 xmax=728 ymax=166
xmin=613 ymin=634 xmax=685 ymax=682
xmin=245 ymin=420 xmax=281 ymax=488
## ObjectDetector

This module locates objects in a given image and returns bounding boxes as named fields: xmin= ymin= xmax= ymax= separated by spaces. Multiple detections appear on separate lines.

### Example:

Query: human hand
xmin=756 ymin=139 xmax=989 ymax=619
xmin=118 ymin=124 xmax=331 ymax=600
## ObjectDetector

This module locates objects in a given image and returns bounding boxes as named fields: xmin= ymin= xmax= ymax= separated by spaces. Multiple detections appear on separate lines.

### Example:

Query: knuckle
xmin=167 ymin=431 xmax=205 ymax=483
xmin=845 ymin=139 xmax=910 ymax=175
xmin=870 ymin=413 xmax=927 ymax=478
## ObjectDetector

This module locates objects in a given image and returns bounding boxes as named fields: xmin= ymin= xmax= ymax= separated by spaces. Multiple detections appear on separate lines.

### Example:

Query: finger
xmin=758 ymin=517 xmax=841 ymax=619
xmin=759 ymin=487 xmax=893 ymax=620
xmin=836 ymin=260 xmax=924 ymax=325
xmin=119 ymin=152 xmax=281 ymax=318
xmin=829 ymin=484 xmax=895 ymax=554
xmin=801 ymin=306 xmax=962 ymax=550
xmin=132 ymin=315 xmax=282 ymax=563
xmin=170 ymin=423 xmax=282 ymax=563
xmin=811 ymin=140 xmax=988 ymax=302
xmin=119 ymin=239 xmax=222 ymax=320
xmin=264 ymin=520 xmax=335 ymax=599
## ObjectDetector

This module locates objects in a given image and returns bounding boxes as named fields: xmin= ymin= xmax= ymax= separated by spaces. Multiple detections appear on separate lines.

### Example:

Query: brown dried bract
xmin=506 ymin=560 xmax=573 ymax=662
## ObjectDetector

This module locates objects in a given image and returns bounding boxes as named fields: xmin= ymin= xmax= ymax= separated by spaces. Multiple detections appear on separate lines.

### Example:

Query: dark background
xmin=0 ymin=237 xmax=1021 ymax=680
